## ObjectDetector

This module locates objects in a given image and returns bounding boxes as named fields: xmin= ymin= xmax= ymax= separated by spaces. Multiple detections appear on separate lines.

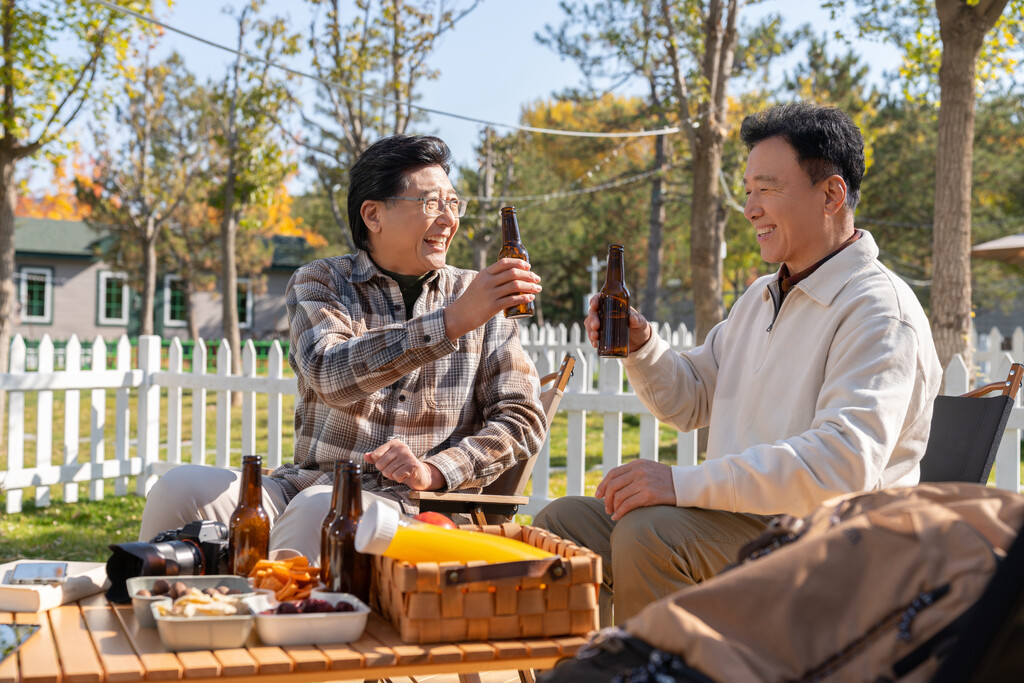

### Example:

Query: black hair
xmin=740 ymin=103 xmax=865 ymax=210
xmin=347 ymin=135 xmax=454 ymax=252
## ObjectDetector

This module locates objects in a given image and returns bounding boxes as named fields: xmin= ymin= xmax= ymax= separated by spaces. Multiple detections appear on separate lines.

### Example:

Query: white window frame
xmin=237 ymin=278 xmax=253 ymax=330
xmin=98 ymin=271 xmax=129 ymax=325
xmin=163 ymin=274 xmax=187 ymax=328
xmin=19 ymin=266 xmax=52 ymax=324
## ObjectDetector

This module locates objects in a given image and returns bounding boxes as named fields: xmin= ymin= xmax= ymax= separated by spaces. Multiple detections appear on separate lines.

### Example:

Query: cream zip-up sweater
xmin=623 ymin=231 xmax=942 ymax=517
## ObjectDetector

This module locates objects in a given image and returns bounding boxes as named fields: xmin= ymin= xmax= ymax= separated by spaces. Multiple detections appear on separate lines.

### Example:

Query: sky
xmin=135 ymin=0 xmax=902 ymax=172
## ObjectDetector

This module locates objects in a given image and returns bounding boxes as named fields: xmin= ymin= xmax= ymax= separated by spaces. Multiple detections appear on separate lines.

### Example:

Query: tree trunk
xmin=642 ymin=132 xmax=667 ymax=320
xmin=0 ymin=153 xmax=15 ymax=432
xmin=690 ymin=123 xmax=726 ymax=343
xmin=221 ymin=211 xmax=241 ymax=380
xmin=185 ymin=286 xmax=201 ymax=343
xmin=140 ymin=216 xmax=157 ymax=336
xmin=930 ymin=0 xmax=1009 ymax=381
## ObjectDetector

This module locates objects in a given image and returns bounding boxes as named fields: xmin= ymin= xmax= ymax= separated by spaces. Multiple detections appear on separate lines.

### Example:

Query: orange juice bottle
xmin=354 ymin=501 xmax=553 ymax=563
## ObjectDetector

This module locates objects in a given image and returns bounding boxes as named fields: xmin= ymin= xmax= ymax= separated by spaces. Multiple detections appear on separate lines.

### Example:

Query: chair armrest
xmin=410 ymin=491 xmax=530 ymax=506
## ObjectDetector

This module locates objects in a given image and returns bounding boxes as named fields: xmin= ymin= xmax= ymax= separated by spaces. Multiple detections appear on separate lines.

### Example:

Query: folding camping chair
xmin=919 ymin=362 xmax=1023 ymax=485
xmin=411 ymin=353 xmax=575 ymax=525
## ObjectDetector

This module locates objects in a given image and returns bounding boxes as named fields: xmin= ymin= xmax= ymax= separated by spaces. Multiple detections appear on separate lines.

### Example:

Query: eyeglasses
xmin=388 ymin=196 xmax=468 ymax=217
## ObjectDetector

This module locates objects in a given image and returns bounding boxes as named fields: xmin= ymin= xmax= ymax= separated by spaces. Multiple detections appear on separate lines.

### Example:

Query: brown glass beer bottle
xmin=324 ymin=460 xmax=372 ymax=603
xmin=228 ymin=455 xmax=270 ymax=576
xmin=597 ymin=244 xmax=630 ymax=358
xmin=497 ymin=206 xmax=535 ymax=319
xmin=319 ymin=460 xmax=344 ymax=578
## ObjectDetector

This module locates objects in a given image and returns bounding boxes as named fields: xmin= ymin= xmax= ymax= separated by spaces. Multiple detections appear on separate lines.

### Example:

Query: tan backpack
xmin=622 ymin=483 xmax=1024 ymax=682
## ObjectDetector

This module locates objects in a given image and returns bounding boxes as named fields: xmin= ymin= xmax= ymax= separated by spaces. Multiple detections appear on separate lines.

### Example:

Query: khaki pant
xmin=138 ymin=464 xmax=400 ymax=564
xmin=533 ymin=496 xmax=771 ymax=626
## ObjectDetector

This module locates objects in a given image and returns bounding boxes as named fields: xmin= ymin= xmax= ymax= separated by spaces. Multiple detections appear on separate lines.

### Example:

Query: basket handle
xmin=443 ymin=557 xmax=568 ymax=586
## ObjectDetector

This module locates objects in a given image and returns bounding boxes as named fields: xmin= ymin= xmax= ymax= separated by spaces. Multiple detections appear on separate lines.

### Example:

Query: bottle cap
xmin=355 ymin=500 xmax=399 ymax=555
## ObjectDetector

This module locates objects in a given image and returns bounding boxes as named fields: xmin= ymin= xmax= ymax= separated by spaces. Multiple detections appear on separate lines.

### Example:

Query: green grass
xmin=0 ymin=479 xmax=146 ymax=563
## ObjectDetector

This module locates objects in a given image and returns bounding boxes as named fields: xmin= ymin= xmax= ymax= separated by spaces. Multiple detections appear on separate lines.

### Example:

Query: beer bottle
xmin=228 ymin=455 xmax=270 ymax=576
xmin=497 ymin=206 xmax=535 ymax=319
xmin=324 ymin=460 xmax=372 ymax=603
xmin=597 ymin=244 xmax=630 ymax=358
xmin=319 ymin=460 xmax=344 ymax=576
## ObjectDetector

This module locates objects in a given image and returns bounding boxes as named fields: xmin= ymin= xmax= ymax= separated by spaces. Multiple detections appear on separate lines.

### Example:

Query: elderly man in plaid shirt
xmin=139 ymin=135 xmax=547 ymax=562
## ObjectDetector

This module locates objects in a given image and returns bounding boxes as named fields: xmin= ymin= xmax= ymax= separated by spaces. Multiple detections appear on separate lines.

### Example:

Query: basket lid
xmin=355 ymin=500 xmax=399 ymax=555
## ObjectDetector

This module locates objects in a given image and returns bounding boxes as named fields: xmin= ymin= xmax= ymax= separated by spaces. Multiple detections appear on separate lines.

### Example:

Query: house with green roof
xmin=12 ymin=217 xmax=313 ymax=343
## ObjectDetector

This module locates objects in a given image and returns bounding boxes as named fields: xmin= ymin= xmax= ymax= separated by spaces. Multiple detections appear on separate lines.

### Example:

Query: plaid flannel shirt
xmin=273 ymin=250 xmax=545 ymax=512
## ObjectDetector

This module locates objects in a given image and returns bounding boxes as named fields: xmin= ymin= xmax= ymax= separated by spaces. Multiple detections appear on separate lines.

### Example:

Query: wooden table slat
xmin=273 ymin=645 xmax=329 ymax=673
xmin=80 ymin=596 xmax=145 ymax=682
xmin=311 ymin=642 xmax=366 ymax=671
xmin=174 ymin=651 xmax=221 ymax=678
xmin=492 ymin=641 xmax=529 ymax=660
xmin=107 ymin=604 xmax=182 ymax=681
xmin=211 ymin=648 xmax=258 ymax=677
xmin=520 ymin=638 xmax=563 ymax=658
xmin=457 ymin=642 xmax=500 ymax=662
xmin=48 ymin=604 xmax=104 ymax=683
xmin=244 ymin=646 xmax=294 ymax=675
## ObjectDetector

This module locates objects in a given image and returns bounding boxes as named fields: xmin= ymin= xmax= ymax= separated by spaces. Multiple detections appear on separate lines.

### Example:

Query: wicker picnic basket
xmin=370 ymin=522 xmax=601 ymax=644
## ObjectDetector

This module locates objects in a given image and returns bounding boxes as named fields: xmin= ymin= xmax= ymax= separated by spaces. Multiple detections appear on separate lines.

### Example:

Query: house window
xmin=19 ymin=267 xmax=52 ymax=324
xmin=98 ymin=271 xmax=129 ymax=325
xmin=163 ymin=275 xmax=187 ymax=328
xmin=237 ymin=278 xmax=253 ymax=329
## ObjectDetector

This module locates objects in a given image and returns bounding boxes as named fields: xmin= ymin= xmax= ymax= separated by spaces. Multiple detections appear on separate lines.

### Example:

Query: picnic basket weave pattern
xmin=371 ymin=523 xmax=601 ymax=644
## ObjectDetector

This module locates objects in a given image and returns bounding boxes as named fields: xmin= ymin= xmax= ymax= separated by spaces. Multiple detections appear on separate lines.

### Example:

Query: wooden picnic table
xmin=0 ymin=593 xmax=586 ymax=683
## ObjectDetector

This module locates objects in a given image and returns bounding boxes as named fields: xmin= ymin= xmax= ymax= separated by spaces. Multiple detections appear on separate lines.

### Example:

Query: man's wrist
xmin=425 ymin=462 xmax=447 ymax=490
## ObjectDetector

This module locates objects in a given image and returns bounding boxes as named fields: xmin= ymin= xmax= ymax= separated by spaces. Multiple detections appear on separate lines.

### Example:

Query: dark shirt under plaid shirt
xmin=272 ymin=250 xmax=546 ymax=512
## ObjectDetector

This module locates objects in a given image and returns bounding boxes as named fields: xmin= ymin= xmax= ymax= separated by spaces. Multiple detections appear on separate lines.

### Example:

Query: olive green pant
xmin=533 ymin=496 xmax=772 ymax=626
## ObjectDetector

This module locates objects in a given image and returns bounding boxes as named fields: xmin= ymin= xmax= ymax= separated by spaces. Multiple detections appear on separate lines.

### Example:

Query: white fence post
xmin=530 ymin=352 xmax=556 ymax=508
xmin=599 ymin=358 xmax=624 ymax=473
xmin=166 ymin=338 xmax=183 ymax=466
xmin=216 ymin=340 xmax=232 ymax=469
xmin=564 ymin=352 xmax=588 ymax=498
xmin=137 ymin=336 xmax=161 ymax=496
xmin=242 ymin=340 xmax=257 ymax=457
xmin=266 ymin=341 xmax=284 ymax=470
xmin=63 ymin=336 xmax=81 ymax=504
xmin=5 ymin=336 xmax=26 ymax=513
xmin=34 ymin=336 xmax=54 ymax=508
xmin=89 ymin=336 xmax=107 ymax=501
xmin=992 ymin=353 xmax=1022 ymax=493
xmin=115 ymin=336 xmax=132 ymax=496
xmin=192 ymin=339 xmax=208 ymax=466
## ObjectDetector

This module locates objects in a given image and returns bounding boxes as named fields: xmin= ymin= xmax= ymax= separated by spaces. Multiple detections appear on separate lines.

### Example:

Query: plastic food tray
xmin=150 ymin=600 xmax=254 ymax=650
xmin=243 ymin=591 xmax=370 ymax=646
xmin=127 ymin=575 xmax=253 ymax=629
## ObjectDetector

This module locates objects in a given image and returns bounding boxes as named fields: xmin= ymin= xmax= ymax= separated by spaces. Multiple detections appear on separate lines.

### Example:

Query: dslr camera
xmin=105 ymin=520 xmax=231 ymax=603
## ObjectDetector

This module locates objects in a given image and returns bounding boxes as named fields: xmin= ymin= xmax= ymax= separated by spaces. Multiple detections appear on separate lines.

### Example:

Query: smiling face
xmin=743 ymin=136 xmax=840 ymax=273
xmin=362 ymin=165 xmax=460 ymax=276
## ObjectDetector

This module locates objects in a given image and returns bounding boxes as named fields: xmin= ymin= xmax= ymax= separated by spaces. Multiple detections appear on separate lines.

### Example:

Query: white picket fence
xmin=1 ymin=325 xmax=1023 ymax=517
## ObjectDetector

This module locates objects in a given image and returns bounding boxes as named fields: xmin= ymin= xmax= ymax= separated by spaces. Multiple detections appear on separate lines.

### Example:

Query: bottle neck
xmin=604 ymin=250 xmax=624 ymax=286
xmin=239 ymin=457 xmax=263 ymax=507
xmin=500 ymin=211 xmax=521 ymax=245
xmin=328 ymin=461 xmax=344 ymax=517
xmin=341 ymin=463 xmax=363 ymax=519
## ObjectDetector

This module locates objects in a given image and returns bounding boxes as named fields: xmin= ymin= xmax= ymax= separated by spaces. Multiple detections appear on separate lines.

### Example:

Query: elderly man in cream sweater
xmin=535 ymin=102 xmax=943 ymax=627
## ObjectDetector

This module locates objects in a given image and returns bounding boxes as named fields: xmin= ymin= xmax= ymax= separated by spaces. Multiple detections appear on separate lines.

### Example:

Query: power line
xmin=87 ymin=0 xmax=689 ymax=140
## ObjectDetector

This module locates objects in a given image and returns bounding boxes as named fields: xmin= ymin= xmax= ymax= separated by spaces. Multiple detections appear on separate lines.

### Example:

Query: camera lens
xmin=105 ymin=540 xmax=205 ymax=603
